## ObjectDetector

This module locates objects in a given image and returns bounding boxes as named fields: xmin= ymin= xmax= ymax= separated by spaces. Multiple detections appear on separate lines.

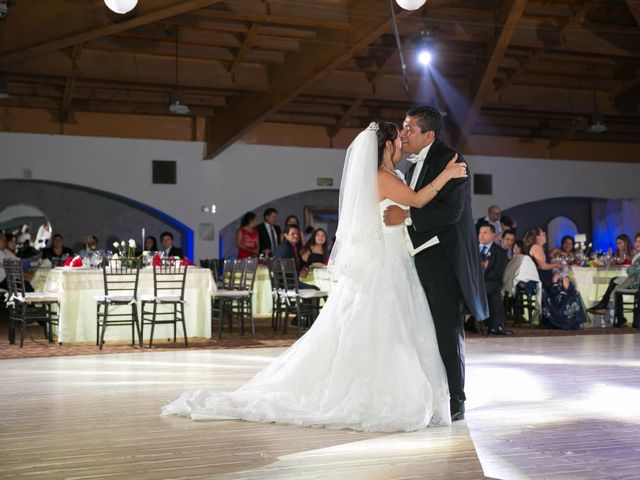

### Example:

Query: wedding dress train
xmin=162 ymin=198 xmax=450 ymax=432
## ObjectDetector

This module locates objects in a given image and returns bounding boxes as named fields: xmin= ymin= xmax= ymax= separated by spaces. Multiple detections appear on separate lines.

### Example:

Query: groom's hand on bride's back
xmin=383 ymin=205 xmax=406 ymax=226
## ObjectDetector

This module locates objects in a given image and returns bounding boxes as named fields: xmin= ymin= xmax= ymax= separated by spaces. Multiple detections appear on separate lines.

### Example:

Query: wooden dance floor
xmin=1 ymin=334 xmax=638 ymax=479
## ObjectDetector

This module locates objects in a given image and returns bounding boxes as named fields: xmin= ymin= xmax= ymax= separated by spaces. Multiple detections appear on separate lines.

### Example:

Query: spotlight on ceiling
xmin=418 ymin=51 xmax=432 ymax=66
xmin=416 ymin=29 xmax=435 ymax=67
xmin=395 ymin=0 xmax=427 ymax=11
xmin=104 ymin=0 xmax=138 ymax=15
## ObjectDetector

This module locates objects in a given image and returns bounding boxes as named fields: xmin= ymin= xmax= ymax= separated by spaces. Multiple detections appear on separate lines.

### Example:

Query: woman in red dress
xmin=236 ymin=212 xmax=259 ymax=259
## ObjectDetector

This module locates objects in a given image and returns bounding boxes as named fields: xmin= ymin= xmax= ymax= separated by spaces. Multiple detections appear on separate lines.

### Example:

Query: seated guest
xmin=524 ymin=227 xmax=586 ymax=330
xmin=282 ymin=215 xmax=303 ymax=249
xmin=478 ymin=224 xmax=512 ymax=335
xmin=275 ymin=225 xmax=316 ymax=290
xmin=512 ymin=239 xmax=524 ymax=256
xmin=613 ymin=234 xmax=634 ymax=264
xmin=300 ymin=228 xmax=329 ymax=267
xmin=78 ymin=235 xmax=106 ymax=259
xmin=549 ymin=235 xmax=576 ymax=264
xmin=475 ymin=205 xmax=502 ymax=236
xmin=257 ymin=208 xmax=281 ymax=257
xmin=0 ymin=233 xmax=34 ymax=292
xmin=41 ymin=233 xmax=73 ymax=264
xmin=236 ymin=212 xmax=259 ymax=259
xmin=144 ymin=235 xmax=158 ymax=252
xmin=588 ymin=233 xmax=640 ymax=326
xmin=502 ymin=240 xmax=541 ymax=308
xmin=499 ymin=228 xmax=516 ymax=260
xmin=0 ymin=233 xmax=13 ymax=291
xmin=160 ymin=231 xmax=183 ymax=258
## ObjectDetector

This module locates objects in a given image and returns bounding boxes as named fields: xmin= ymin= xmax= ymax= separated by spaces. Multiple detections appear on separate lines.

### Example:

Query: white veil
xmin=328 ymin=122 xmax=384 ymax=280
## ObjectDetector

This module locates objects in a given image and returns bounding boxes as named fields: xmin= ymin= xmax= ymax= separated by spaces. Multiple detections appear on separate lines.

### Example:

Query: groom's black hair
xmin=406 ymin=105 xmax=442 ymax=138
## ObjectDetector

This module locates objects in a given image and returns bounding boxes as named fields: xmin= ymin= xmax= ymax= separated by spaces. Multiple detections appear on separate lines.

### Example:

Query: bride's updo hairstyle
xmin=375 ymin=121 xmax=399 ymax=168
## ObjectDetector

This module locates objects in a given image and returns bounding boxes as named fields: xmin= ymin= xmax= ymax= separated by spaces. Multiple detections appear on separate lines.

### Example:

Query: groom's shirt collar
xmin=407 ymin=141 xmax=434 ymax=164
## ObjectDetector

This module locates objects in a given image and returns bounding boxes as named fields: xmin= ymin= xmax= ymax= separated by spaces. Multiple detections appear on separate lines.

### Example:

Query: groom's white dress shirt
xmin=405 ymin=143 xmax=440 ymax=255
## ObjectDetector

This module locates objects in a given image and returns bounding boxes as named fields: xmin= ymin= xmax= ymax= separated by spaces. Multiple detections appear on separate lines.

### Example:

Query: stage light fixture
xmin=395 ymin=0 xmax=427 ymax=11
xmin=104 ymin=0 xmax=138 ymax=14
xmin=415 ymin=29 xmax=435 ymax=68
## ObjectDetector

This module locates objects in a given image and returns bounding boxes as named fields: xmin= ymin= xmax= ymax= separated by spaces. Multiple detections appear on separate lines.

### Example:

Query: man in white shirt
xmin=475 ymin=205 xmax=502 ymax=236
xmin=257 ymin=208 xmax=281 ymax=256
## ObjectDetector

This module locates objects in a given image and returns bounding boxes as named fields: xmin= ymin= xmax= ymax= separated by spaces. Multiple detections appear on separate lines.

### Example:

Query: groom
xmin=384 ymin=106 xmax=488 ymax=421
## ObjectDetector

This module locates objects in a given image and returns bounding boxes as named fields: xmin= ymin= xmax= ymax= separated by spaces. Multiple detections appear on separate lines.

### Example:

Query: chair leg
xmin=295 ymin=301 xmax=302 ymax=337
xmin=248 ymin=299 xmax=255 ymax=339
xmin=173 ymin=304 xmax=177 ymax=343
xmin=149 ymin=303 xmax=157 ymax=348
xmin=99 ymin=304 xmax=109 ymax=350
xmin=180 ymin=303 xmax=188 ymax=347
xmin=140 ymin=303 xmax=145 ymax=344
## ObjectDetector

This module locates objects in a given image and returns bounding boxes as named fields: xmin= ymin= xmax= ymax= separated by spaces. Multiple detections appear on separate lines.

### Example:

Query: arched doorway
xmin=0 ymin=204 xmax=51 ymax=254
xmin=546 ymin=216 xmax=579 ymax=251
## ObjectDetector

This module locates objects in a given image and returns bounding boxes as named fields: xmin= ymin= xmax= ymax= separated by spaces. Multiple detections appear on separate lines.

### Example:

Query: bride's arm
xmin=377 ymin=156 xmax=466 ymax=208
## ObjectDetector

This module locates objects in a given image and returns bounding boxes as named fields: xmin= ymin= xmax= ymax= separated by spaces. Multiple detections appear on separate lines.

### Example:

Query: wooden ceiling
xmin=0 ymin=0 xmax=639 ymax=158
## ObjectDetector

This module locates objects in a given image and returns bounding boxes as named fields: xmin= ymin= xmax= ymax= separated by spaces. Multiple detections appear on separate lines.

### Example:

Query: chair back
xmin=240 ymin=258 xmax=259 ymax=292
xmin=103 ymin=257 xmax=141 ymax=298
xmin=3 ymin=258 xmax=26 ymax=297
xmin=153 ymin=257 xmax=188 ymax=298
xmin=220 ymin=259 xmax=237 ymax=289
xmin=230 ymin=259 xmax=245 ymax=290
xmin=267 ymin=258 xmax=285 ymax=292
xmin=280 ymin=258 xmax=300 ymax=293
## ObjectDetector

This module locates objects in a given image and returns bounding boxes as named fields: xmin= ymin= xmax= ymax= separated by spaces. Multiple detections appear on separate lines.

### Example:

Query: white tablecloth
xmin=569 ymin=266 xmax=627 ymax=308
xmin=40 ymin=267 xmax=216 ymax=343
xmin=251 ymin=265 xmax=335 ymax=315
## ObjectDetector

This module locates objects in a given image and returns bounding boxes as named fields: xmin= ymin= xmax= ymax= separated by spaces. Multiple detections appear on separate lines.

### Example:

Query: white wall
xmin=1 ymin=131 xmax=639 ymax=259
xmin=470 ymin=155 xmax=640 ymax=218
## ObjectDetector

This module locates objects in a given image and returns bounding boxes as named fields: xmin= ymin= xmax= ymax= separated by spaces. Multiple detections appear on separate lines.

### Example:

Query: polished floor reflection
xmin=1 ymin=334 xmax=638 ymax=479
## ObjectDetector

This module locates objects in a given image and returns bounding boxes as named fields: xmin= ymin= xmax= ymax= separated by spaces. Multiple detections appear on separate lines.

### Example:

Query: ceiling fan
xmin=169 ymin=26 xmax=190 ymax=115
xmin=586 ymin=66 xmax=607 ymax=134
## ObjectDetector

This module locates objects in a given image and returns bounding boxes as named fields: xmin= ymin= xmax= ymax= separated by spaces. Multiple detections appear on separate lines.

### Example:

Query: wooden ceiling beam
xmin=230 ymin=23 xmax=260 ymax=76
xmin=193 ymin=9 xmax=351 ymax=31
xmin=626 ymin=0 xmax=640 ymax=27
xmin=204 ymin=0 xmax=396 ymax=159
xmin=0 ymin=0 xmax=225 ymax=66
xmin=328 ymin=97 xmax=364 ymax=138
xmin=58 ymin=43 xmax=84 ymax=122
xmin=547 ymin=117 xmax=589 ymax=149
xmin=494 ymin=1 xmax=595 ymax=97
xmin=453 ymin=0 xmax=528 ymax=150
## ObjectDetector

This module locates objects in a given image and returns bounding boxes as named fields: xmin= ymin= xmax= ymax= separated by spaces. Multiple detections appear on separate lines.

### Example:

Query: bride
xmin=162 ymin=121 xmax=467 ymax=432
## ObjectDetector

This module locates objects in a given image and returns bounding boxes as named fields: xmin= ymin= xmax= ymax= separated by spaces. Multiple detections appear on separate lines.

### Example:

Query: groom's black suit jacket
xmin=408 ymin=138 xmax=489 ymax=321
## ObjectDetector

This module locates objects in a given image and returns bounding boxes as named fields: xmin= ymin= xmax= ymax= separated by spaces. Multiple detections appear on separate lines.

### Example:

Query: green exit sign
xmin=317 ymin=177 xmax=333 ymax=187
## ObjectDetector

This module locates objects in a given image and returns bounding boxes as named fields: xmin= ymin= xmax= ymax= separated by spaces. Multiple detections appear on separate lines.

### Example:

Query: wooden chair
xmin=615 ymin=287 xmax=639 ymax=328
xmin=141 ymin=257 xmax=188 ymax=347
xmin=513 ymin=280 xmax=539 ymax=327
xmin=4 ymin=258 xmax=60 ymax=348
xmin=95 ymin=257 xmax=141 ymax=350
xmin=279 ymin=258 xmax=329 ymax=336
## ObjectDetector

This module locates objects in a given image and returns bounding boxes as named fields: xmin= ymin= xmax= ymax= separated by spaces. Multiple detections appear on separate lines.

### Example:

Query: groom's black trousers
xmin=414 ymin=244 xmax=466 ymax=410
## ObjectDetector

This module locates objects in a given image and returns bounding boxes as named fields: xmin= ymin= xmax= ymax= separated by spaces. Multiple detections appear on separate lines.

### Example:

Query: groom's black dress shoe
xmin=488 ymin=327 xmax=513 ymax=336
xmin=451 ymin=410 xmax=465 ymax=422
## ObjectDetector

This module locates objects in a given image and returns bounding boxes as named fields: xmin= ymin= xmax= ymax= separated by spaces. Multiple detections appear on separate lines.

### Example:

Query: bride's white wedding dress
xmin=162 ymin=196 xmax=451 ymax=432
